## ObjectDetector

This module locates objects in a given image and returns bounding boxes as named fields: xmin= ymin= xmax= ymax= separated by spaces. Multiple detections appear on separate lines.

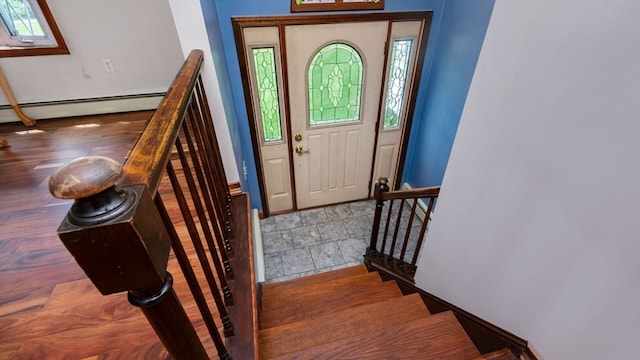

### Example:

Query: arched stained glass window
xmin=308 ymin=43 xmax=363 ymax=126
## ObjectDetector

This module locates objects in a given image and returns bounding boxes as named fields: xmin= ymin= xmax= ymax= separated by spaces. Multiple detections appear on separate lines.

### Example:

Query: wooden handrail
xmin=49 ymin=49 xmax=241 ymax=359
xmin=381 ymin=186 xmax=440 ymax=201
xmin=118 ymin=50 xmax=204 ymax=195
xmin=365 ymin=177 xmax=440 ymax=282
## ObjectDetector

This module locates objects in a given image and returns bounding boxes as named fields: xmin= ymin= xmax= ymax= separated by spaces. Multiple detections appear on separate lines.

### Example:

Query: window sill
xmin=0 ymin=44 xmax=70 ymax=58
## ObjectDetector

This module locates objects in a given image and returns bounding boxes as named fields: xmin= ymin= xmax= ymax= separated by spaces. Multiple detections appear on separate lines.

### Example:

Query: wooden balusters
xmin=49 ymin=156 xmax=208 ymax=360
xmin=365 ymin=177 xmax=440 ymax=282
xmin=154 ymin=194 xmax=232 ymax=360
xmin=186 ymin=99 xmax=233 ymax=253
xmin=49 ymin=50 xmax=241 ymax=359
xmin=165 ymin=159 xmax=235 ymax=312
xmin=367 ymin=177 xmax=389 ymax=256
xmin=180 ymin=119 xmax=234 ymax=278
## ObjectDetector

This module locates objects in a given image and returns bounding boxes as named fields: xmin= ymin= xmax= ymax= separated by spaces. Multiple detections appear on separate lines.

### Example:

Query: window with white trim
xmin=0 ymin=0 xmax=68 ymax=57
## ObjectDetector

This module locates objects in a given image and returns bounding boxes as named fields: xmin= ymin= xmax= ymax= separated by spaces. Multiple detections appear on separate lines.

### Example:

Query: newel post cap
xmin=49 ymin=156 xmax=123 ymax=200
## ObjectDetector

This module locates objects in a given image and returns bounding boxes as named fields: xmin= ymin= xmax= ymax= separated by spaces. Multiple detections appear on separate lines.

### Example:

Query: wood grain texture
xmin=261 ymin=271 xmax=384 ymax=310
xmin=225 ymin=193 xmax=260 ymax=360
xmin=261 ymin=263 xmax=368 ymax=299
xmin=260 ymin=277 xmax=404 ymax=329
xmin=118 ymin=50 xmax=203 ymax=195
xmin=260 ymin=293 xmax=430 ymax=358
xmin=470 ymin=348 xmax=519 ymax=360
xmin=276 ymin=311 xmax=481 ymax=360
xmin=0 ymin=112 xmax=238 ymax=359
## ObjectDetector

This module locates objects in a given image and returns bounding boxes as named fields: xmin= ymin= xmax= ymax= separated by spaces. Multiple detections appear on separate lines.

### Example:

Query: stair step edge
xmin=261 ymin=271 xmax=383 ymax=308
xmin=273 ymin=311 xmax=481 ymax=360
xmin=261 ymin=264 xmax=368 ymax=298
xmin=260 ymin=293 xmax=430 ymax=358
xmin=260 ymin=280 xmax=404 ymax=329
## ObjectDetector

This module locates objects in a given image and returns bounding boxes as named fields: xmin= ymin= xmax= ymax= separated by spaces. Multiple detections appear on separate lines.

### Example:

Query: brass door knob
xmin=295 ymin=144 xmax=309 ymax=154
xmin=294 ymin=134 xmax=302 ymax=142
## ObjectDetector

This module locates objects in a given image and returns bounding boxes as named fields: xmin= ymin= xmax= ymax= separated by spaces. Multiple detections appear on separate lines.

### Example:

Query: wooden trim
xmin=232 ymin=20 xmax=271 ymax=216
xmin=233 ymin=12 xmax=432 ymax=215
xmin=370 ymin=264 xmax=530 ymax=358
xmin=367 ymin=20 xmax=393 ymax=196
xmin=0 ymin=0 xmax=69 ymax=58
xmin=381 ymin=185 xmax=440 ymax=200
xmin=394 ymin=12 xmax=433 ymax=190
xmin=522 ymin=344 xmax=544 ymax=360
xmin=118 ymin=50 xmax=203 ymax=195
xmin=228 ymin=181 xmax=242 ymax=196
xmin=279 ymin=24 xmax=298 ymax=214
xmin=232 ymin=11 xmax=433 ymax=28
xmin=226 ymin=193 xmax=260 ymax=360
xmin=291 ymin=0 xmax=384 ymax=13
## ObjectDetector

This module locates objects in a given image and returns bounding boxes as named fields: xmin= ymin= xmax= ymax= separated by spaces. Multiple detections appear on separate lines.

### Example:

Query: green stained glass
xmin=308 ymin=43 xmax=363 ymax=126
xmin=252 ymin=47 xmax=283 ymax=142
xmin=383 ymin=39 xmax=413 ymax=130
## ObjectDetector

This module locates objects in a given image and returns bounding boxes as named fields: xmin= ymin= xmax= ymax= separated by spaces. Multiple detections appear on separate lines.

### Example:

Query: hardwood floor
xmin=0 ymin=112 xmax=221 ymax=359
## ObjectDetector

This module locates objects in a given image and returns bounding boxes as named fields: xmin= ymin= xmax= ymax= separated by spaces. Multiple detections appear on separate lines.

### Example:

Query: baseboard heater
xmin=401 ymin=182 xmax=435 ymax=223
xmin=0 ymin=93 xmax=165 ymax=123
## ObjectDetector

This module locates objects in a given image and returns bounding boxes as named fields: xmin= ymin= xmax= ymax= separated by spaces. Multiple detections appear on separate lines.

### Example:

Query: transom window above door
xmin=308 ymin=43 xmax=363 ymax=126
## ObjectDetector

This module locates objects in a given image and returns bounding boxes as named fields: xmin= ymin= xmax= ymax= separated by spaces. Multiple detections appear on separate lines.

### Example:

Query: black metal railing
xmin=365 ymin=177 xmax=440 ymax=282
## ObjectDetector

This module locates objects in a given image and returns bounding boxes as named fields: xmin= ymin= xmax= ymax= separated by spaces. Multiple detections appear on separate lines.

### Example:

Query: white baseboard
xmin=0 ymin=94 xmax=164 ymax=123
xmin=400 ymin=182 xmax=434 ymax=223
xmin=252 ymin=209 xmax=266 ymax=283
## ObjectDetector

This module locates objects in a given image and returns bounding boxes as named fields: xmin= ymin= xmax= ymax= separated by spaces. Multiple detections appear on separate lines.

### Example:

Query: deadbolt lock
xmin=294 ymin=134 xmax=302 ymax=142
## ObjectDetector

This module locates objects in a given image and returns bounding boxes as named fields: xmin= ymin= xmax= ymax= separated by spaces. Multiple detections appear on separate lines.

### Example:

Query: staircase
xmin=258 ymin=264 xmax=517 ymax=360
xmin=43 ymin=51 xmax=531 ymax=359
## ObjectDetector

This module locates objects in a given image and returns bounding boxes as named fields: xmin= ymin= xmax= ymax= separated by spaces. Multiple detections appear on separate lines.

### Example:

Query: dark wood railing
xmin=48 ymin=50 xmax=255 ymax=360
xmin=365 ymin=177 xmax=440 ymax=282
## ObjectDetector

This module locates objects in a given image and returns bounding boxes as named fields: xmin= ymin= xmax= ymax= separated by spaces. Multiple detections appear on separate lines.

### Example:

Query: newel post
xmin=366 ymin=177 xmax=389 ymax=262
xmin=49 ymin=156 xmax=207 ymax=359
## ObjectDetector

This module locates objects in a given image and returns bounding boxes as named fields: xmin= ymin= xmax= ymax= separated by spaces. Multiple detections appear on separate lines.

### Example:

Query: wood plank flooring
xmin=0 ymin=112 xmax=223 ymax=359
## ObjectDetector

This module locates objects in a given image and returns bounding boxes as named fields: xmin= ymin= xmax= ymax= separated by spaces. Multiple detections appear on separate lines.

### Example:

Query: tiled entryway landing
xmin=260 ymin=201 xmax=375 ymax=283
xmin=260 ymin=200 xmax=426 ymax=283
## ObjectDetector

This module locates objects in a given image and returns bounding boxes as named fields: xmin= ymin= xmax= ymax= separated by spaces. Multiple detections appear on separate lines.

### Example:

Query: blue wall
xmin=199 ymin=0 xmax=493 ymax=209
xmin=402 ymin=0 xmax=495 ymax=187
xmin=200 ymin=0 xmax=248 ymax=193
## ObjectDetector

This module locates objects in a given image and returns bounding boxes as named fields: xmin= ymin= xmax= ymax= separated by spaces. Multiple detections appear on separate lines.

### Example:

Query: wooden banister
xmin=50 ymin=50 xmax=241 ymax=359
xmin=381 ymin=186 xmax=440 ymax=201
xmin=49 ymin=156 xmax=208 ymax=359
xmin=118 ymin=50 xmax=204 ymax=194
xmin=365 ymin=177 xmax=440 ymax=282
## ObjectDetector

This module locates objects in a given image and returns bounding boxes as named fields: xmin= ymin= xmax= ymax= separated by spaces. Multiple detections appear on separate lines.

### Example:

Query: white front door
xmin=285 ymin=22 xmax=388 ymax=209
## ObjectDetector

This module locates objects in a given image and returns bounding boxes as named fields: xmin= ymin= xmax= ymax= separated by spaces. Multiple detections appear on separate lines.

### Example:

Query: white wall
xmin=415 ymin=1 xmax=640 ymax=359
xmin=167 ymin=0 xmax=239 ymax=182
xmin=0 ymin=0 xmax=183 ymax=110
xmin=0 ymin=0 xmax=239 ymax=182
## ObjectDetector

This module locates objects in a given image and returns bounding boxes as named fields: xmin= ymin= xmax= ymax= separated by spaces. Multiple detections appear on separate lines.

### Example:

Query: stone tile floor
xmin=260 ymin=200 xmax=374 ymax=283
xmin=260 ymin=199 xmax=426 ymax=283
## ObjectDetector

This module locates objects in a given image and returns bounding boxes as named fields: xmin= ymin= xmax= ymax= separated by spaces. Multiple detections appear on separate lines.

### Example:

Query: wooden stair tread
xmin=260 ymin=293 xmax=430 ymax=358
xmin=470 ymin=348 xmax=519 ymax=360
xmin=261 ymin=264 xmax=368 ymax=298
xmin=261 ymin=271 xmax=383 ymax=311
xmin=274 ymin=311 xmax=481 ymax=360
xmin=260 ymin=280 xmax=403 ymax=329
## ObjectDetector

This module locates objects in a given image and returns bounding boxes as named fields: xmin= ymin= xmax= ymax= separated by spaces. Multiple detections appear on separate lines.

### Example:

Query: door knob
xmin=295 ymin=144 xmax=309 ymax=154
xmin=294 ymin=134 xmax=302 ymax=142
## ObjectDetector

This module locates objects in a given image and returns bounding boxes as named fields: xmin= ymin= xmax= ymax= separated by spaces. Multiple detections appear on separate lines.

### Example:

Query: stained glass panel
xmin=252 ymin=47 xmax=283 ymax=142
xmin=308 ymin=43 xmax=363 ymax=126
xmin=383 ymin=39 xmax=413 ymax=130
